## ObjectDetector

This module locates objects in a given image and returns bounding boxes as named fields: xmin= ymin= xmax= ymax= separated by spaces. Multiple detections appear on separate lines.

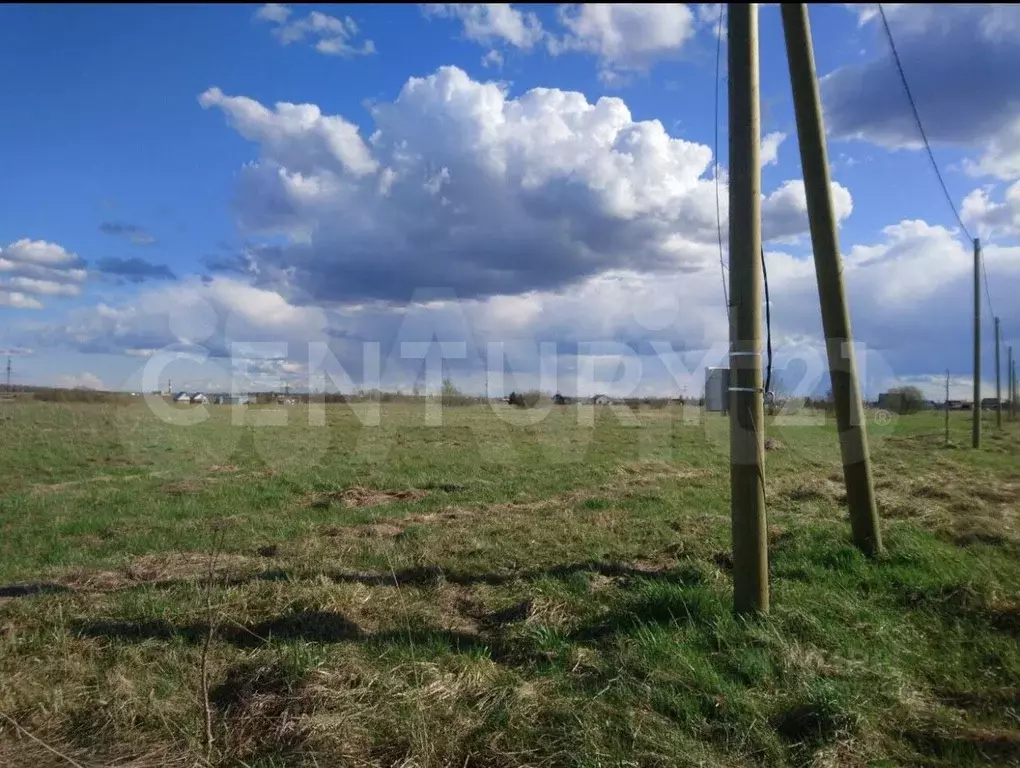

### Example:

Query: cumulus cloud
xmin=99 ymin=221 xmax=156 ymax=246
xmin=198 ymin=87 xmax=378 ymax=178
xmin=962 ymin=181 xmax=1020 ymax=240
xmin=550 ymin=4 xmax=697 ymax=81
xmin=199 ymin=66 xmax=836 ymax=307
xmin=30 ymin=211 xmax=1018 ymax=398
xmin=254 ymin=4 xmax=375 ymax=57
xmin=762 ymin=180 xmax=853 ymax=243
xmin=0 ymin=292 xmax=44 ymax=310
xmin=822 ymin=4 xmax=1020 ymax=180
xmin=95 ymin=257 xmax=177 ymax=283
xmin=761 ymin=131 xmax=786 ymax=167
xmin=424 ymin=4 xmax=707 ymax=82
xmin=481 ymin=49 xmax=504 ymax=68
xmin=422 ymin=4 xmax=545 ymax=49
xmin=0 ymin=239 xmax=87 ymax=308
xmin=59 ymin=372 xmax=105 ymax=390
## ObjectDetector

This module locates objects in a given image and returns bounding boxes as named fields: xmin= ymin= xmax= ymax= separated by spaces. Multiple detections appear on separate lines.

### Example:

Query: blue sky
xmin=1 ymin=4 xmax=1018 ymax=399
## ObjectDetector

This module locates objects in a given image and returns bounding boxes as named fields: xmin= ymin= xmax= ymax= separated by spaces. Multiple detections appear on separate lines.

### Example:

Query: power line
xmin=981 ymin=248 xmax=996 ymax=325
xmin=877 ymin=4 xmax=998 ymax=325
xmin=714 ymin=4 xmax=729 ymax=322
xmin=877 ymin=5 xmax=972 ymax=243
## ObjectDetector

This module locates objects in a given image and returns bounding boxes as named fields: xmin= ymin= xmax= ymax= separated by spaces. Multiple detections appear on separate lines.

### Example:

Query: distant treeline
xmin=8 ymin=386 xmax=136 ymax=404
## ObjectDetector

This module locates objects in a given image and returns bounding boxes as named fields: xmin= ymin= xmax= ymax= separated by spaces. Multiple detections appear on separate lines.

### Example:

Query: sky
xmin=1 ymin=3 xmax=1019 ymax=400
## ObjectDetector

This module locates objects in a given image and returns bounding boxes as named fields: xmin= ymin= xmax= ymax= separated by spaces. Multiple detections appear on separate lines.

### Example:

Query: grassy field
xmin=0 ymin=399 xmax=1018 ymax=767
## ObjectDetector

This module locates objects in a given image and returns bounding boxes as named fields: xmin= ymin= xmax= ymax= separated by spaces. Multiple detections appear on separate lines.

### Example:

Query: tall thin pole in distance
xmin=945 ymin=370 xmax=950 ymax=446
xmin=1008 ymin=346 xmax=1015 ymax=421
xmin=728 ymin=2 xmax=769 ymax=616
xmin=995 ymin=317 xmax=1002 ymax=428
xmin=1007 ymin=352 xmax=1015 ymax=422
xmin=973 ymin=238 xmax=981 ymax=448
xmin=781 ymin=3 xmax=882 ymax=556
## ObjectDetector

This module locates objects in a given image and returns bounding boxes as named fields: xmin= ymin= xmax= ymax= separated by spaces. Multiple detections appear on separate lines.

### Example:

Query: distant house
xmin=190 ymin=392 xmax=208 ymax=404
xmin=981 ymin=397 xmax=1001 ymax=411
xmin=215 ymin=394 xmax=249 ymax=406
xmin=591 ymin=394 xmax=612 ymax=405
xmin=173 ymin=391 xmax=191 ymax=403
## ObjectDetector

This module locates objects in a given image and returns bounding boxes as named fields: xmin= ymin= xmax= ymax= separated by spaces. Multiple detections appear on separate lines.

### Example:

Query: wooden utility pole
xmin=728 ymin=2 xmax=769 ymax=616
xmin=995 ymin=317 xmax=1002 ymax=428
xmin=781 ymin=4 xmax=882 ymax=556
xmin=945 ymin=370 xmax=950 ymax=446
xmin=973 ymin=238 xmax=981 ymax=448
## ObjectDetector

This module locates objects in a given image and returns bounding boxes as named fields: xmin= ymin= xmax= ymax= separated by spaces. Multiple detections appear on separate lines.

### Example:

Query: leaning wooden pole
xmin=728 ymin=2 xmax=769 ymax=615
xmin=781 ymin=4 xmax=882 ymax=556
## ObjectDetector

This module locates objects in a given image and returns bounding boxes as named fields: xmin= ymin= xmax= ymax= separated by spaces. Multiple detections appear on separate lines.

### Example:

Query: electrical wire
xmin=877 ymin=4 xmax=972 ymax=243
xmin=878 ymin=3 xmax=998 ymax=325
xmin=761 ymin=246 xmax=773 ymax=399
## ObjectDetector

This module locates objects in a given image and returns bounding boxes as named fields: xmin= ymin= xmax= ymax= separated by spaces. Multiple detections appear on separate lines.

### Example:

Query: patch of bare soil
xmin=320 ymin=506 xmax=477 ymax=539
xmin=321 ymin=523 xmax=406 ymax=539
xmin=208 ymin=464 xmax=240 ymax=472
xmin=306 ymin=486 xmax=428 ymax=509
xmin=58 ymin=552 xmax=256 ymax=592
xmin=162 ymin=479 xmax=204 ymax=495
xmin=617 ymin=460 xmax=702 ymax=482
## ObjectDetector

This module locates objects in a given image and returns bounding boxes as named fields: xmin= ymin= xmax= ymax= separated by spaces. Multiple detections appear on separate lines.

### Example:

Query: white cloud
xmin=761 ymin=131 xmax=787 ymax=167
xmin=59 ymin=372 xmax=104 ymax=390
xmin=962 ymin=181 xmax=1020 ymax=239
xmin=198 ymin=87 xmax=378 ymax=178
xmin=1 ymin=239 xmax=82 ymax=268
xmin=481 ymin=49 xmax=504 ymax=68
xmin=422 ymin=4 xmax=545 ymax=49
xmin=550 ymin=4 xmax=697 ymax=80
xmin=0 ymin=239 xmax=88 ymax=309
xmin=254 ymin=5 xmax=375 ymax=57
xmin=761 ymin=180 xmax=853 ymax=242
xmin=0 ymin=292 xmax=44 ymax=310
xmin=4 ymin=277 xmax=81 ymax=297
xmin=200 ymin=66 xmax=831 ymax=307
xmin=255 ymin=3 xmax=291 ymax=24
xmin=32 ymin=214 xmax=1019 ymax=397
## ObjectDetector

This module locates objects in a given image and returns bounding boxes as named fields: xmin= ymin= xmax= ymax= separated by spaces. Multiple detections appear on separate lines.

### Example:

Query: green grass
xmin=1 ymin=399 xmax=1018 ymax=766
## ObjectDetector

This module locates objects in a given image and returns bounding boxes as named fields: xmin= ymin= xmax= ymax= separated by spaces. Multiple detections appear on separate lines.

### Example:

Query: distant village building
xmin=214 ymin=394 xmax=250 ymax=406
xmin=190 ymin=393 xmax=208 ymax=404
xmin=173 ymin=391 xmax=191 ymax=403
xmin=591 ymin=394 xmax=612 ymax=405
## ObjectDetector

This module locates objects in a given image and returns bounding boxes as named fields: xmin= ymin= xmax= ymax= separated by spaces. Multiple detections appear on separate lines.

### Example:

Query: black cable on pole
xmin=761 ymin=246 xmax=773 ymax=398
xmin=714 ymin=4 xmax=729 ymax=323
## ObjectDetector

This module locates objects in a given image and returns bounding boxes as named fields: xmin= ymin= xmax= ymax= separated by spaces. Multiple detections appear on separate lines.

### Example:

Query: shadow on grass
xmin=72 ymin=610 xmax=538 ymax=667
xmin=0 ymin=558 xmax=701 ymax=600
xmin=0 ymin=581 xmax=72 ymax=598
